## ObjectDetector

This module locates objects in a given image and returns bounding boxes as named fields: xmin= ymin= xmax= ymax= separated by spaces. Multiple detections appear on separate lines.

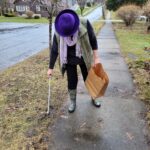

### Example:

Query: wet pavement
xmin=85 ymin=6 xmax=102 ymax=22
xmin=0 ymin=7 xmax=102 ymax=71
xmin=48 ymin=21 xmax=150 ymax=150
xmin=0 ymin=22 xmax=39 ymax=31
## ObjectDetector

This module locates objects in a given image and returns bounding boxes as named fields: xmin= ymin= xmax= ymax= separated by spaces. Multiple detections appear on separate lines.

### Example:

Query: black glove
xmin=61 ymin=64 xmax=67 ymax=76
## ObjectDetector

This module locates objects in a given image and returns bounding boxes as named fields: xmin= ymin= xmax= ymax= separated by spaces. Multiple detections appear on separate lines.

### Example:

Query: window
xmin=36 ymin=5 xmax=40 ymax=12
xmin=26 ymin=6 xmax=30 ymax=11
xmin=16 ymin=5 xmax=26 ymax=12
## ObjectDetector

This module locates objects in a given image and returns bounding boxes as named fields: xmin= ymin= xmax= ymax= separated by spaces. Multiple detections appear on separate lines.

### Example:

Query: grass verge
xmin=0 ymin=20 xmax=103 ymax=149
xmin=76 ymin=4 xmax=100 ymax=16
xmin=0 ymin=5 xmax=100 ymax=23
xmin=93 ymin=20 xmax=104 ymax=35
xmin=0 ymin=49 xmax=67 ymax=149
xmin=0 ymin=16 xmax=49 ymax=23
xmin=113 ymin=22 xmax=150 ymax=127
xmin=110 ymin=11 xmax=120 ymax=20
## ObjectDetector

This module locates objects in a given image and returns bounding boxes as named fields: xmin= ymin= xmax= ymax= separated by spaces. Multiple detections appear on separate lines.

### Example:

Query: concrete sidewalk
xmin=48 ymin=22 xmax=150 ymax=150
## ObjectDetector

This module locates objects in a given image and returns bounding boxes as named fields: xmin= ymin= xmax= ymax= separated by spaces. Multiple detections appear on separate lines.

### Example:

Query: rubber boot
xmin=68 ymin=89 xmax=77 ymax=113
xmin=91 ymin=98 xmax=101 ymax=108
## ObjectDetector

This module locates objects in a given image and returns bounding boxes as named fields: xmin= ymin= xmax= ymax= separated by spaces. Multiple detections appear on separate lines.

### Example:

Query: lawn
xmin=0 ymin=16 xmax=49 ymax=23
xmin=113 ymin=22 xmax=150 ymax=126
xmin=93 ymin=20 xmax=104 ymax=34
xmin=0 ymin=5 xmax=101 ymax=23
xmin=114 ymin=23 xmax=150 ymax=60
xmin=111 ymin=11 xmax=120 ymax=20
xmin=76 ymin=4 xmax=101 ymax=16
xmin=0 ymin=20 xmax=104 ymax=149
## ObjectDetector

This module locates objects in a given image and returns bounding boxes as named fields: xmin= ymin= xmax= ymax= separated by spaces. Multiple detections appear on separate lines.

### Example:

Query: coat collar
xmin=79 ymin=22 xmax=87 ymax=38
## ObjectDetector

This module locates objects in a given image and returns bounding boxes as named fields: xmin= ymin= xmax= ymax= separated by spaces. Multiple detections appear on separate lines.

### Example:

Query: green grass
xmin=0 ymin=5 xmax=101 ymax=23
xmin=111 ymin=11 xmax=120 ymax=20
xmin=116 ymin=29 xmax=150 ymax=60
xmin=0 ymin=16 xmax=49 ymax=23
xmin=76 ymin=4 xmax=101 ymax=16
xmin=114 ymin=22 xmax=150 ymax=127
xmin=93 ymin=20 xmax=104 ymax=35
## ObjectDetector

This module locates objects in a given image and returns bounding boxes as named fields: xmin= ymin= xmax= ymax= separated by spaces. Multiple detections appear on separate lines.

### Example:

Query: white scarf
xmin=60 ymin=30 xmax=82 ymax=67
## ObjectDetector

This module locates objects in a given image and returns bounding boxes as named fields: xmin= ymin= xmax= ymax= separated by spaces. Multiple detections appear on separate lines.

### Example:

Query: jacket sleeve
xmin=87 ymin=20 xmax=98 ymax=50
xmin=49 ymin=34 xmax=58 ymax=69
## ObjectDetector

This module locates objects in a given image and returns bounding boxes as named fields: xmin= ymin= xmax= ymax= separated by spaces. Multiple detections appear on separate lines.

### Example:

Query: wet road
xmin=0 ymin=7 xmax=102 ymax=71
xmin=0 ymin=23 xmax=49 ymax=70
xmin=85 ymin=6 xmax=102 ymax=21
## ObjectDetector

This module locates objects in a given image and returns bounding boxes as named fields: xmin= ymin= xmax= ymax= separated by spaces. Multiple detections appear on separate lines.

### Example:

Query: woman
xmin=47 ymin=9 xmax=101 ymax=113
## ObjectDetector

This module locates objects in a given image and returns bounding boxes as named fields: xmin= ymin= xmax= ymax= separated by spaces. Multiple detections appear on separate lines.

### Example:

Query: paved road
xmin=85 ymin=6 xmax=102 ymax=22
xmin=0 ymin=23 xmax=49 ymax=70
xmin=48 ymin=22 xmax=150 ymax=150
xmin=0 ymin=7 xmax=102 ymax=71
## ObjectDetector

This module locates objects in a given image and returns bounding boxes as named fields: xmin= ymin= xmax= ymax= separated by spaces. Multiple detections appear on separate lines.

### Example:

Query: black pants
xmin=66 ymin=63 xmax=88 ymax=90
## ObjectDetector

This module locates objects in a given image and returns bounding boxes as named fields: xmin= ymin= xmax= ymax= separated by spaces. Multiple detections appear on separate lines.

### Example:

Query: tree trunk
xmin=102 ymin=5 xmax=106 ymax=20
xmin=147 ymin=25 xmax=150 ymax=33
xmin=81 ymin=7 xmax=84 ymax=16
xmin=47 ymin=5 xmax=54 ymax=54
xmin=49 ymin=14 xmax=52 ymax=52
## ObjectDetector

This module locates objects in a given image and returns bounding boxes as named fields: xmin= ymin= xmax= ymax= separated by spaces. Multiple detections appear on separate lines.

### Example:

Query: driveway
xmin=0 ymin=7 xmax=102 ymax=71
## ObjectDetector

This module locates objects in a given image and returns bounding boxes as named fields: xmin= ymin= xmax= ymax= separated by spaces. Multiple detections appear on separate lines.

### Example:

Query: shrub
xmin=92 ymin=2 xmax=95 ymax=5
xmin=147 ymin=25 xmax=150 ymax=33
xmin=87 ymin=2 xmax=92 ymax=7
xmin=0 ymin=7 xmax=2 ymax=16
xmin=9 ymin=9 xmax=13 ymax=13
xmin=117 ymin=5 xmax=140 ymax=26
xmin=26 ymin=11 xmax=34 ymax=19
xmin=4 ymin=12 xmax=15 ymax=17
xmin=33 ymin=14 xmax=41 ymax=19
xmin=34 ymin=15 xmax=40 ymax=19
xmin=107 ymin=0 xmax=148 ymax=11
xmin=143 ymin=1 xmax=150 ymax=22
xmin=14 ymin=11 xmax=19 ymax=16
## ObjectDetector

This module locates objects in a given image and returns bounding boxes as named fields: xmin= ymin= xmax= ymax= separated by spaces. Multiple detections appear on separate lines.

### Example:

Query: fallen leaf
xmin=80 ymin=122 xmax=86 ymax=128
xmin=74 ymin=137 xmax=79 ymax=141
xmin=60 ymin=115 xmax=68 ymax=119
xmin=126 ymin=132 xmax=134 ymax=140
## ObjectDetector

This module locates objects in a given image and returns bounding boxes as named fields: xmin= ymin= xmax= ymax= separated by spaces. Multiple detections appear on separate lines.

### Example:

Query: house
xmin=14 ymin=0 xmax=49 ymax=17
xmin=14 ymin=0 xmax=76 ymax=17
xmin=30 ymin=0 xmax=48 ymax=17
xmin=6 ymin=0 xmax=15 ymax=11
xmin=0 ymin=0 xmax=15 ymax=14
xmin=14 ymin=0 xmax=30 ymax=13
xmin=62 ymin=0 xmax=76 ymax=7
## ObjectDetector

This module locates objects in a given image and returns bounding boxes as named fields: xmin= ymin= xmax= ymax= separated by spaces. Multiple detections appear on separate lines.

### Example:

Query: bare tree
xmin=77 ymin=0 xmax=87 ymax=16
xmin=40 ymin=0 xmax=68 ymax=51
xmin=0 ymin=0 xmax=6 ymax=15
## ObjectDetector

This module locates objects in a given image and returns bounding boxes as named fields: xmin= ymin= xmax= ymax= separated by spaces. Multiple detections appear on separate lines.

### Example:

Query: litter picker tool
xmin=47 ymin=77 xmax=51 ymax=115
